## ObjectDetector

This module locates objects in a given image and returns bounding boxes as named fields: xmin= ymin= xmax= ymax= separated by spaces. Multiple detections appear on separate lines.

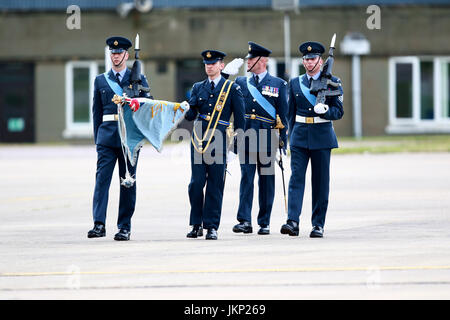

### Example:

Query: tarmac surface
xmin=0 ymin=143 xmax=449 ymax=300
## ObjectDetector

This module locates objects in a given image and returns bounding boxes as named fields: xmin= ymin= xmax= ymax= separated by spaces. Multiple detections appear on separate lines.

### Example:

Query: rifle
xmin=123 ymin=34 xmax=150 ymax=98
xmin=309 ymin=34 xmax=342 ymax=103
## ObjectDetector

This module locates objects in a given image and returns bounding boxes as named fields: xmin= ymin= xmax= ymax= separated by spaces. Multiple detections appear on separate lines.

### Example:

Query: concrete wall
xmin=361 ymin=57 xmax=389 ymax=136
xmin=144 ymin=60 xmax=177 ymax=101
xmin=35 ymin=62 xmax=66 ymax=142
xmin=1 ymin=6 xmax=449 ymax=142
xmin=2 ymin=7 xmax=449 ymax=60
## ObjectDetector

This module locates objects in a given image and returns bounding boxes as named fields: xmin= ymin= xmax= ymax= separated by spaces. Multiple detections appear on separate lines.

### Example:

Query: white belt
xmin=103 ymin=114 xmax=118 ymax=122
xmin=296 ymin=115 xmax=330 ymax=124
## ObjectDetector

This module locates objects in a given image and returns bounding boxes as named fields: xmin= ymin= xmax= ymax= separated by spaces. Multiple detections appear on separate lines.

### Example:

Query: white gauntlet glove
xmin=222 ymin=58 xmax=244 ymax=76
xmin=314 ymin=103 xmax=329 ymax=114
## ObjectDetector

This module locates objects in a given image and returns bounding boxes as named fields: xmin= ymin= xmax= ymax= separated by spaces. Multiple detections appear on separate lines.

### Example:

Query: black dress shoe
xmin=205 ymin=228 xmax=218 ymax=240
xmin=87 ymin=223 xmax=105 ymax=238
xmin=114 ymin=229 xmax=131 ymax=241
xmin=232 ymin=221 xmax=253 ymax=234
xmin=280 ymin=220 xmax=299 ymax=236
xmin=310 ymin=226 xmax=324 ymax=238
xmin=257 ymin=226 xmax=270 ymax=235
xmin=186 ymin=225 xmax=203 ymax=238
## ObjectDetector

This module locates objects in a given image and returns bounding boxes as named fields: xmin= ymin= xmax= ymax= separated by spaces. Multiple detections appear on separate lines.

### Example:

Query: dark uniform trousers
xmin=288 ymin=147 xmax=330 ymax=227
xmin=92 ymin=68 xmax=150 ymax=231
xmin=234 ymin=74 xmax=288 ymax=227
xmin=93 ymin=145 xmax=139 ymax=231
xmin=287 ymin=73 xmax=343 ymax=228
xmin=188 ymin=144 xmax=227 ymax=230
xmin=186 ymin=76 xmax=245 ymax=230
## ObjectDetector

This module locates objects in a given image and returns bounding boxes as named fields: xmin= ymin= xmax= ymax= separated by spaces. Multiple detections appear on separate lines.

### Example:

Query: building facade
xmin=0 ymin=0 xmax=449 ymax=142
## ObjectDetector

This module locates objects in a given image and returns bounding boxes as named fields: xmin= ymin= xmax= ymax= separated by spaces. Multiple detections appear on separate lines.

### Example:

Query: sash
xmin=191 ymin=80 xmax=233 ymax=154
xmin=246 ymin=77 xmax=276 ymax=119
xmin=103 ymin=72 xmax=123 ymax=96
xmin=299 ymin=74 xmax=316 ymax=107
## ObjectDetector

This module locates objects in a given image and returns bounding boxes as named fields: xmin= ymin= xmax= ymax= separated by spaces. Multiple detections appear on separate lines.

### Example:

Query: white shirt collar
xmin=252 ymin=70 xmax=268 ymax=82
xmin=112 ymin=68 xmax=127 ymax=81
xmin=307 ymin=71 xmax=321 ymax=81
xmin=209 ymin=75 xmax=221 ymax=87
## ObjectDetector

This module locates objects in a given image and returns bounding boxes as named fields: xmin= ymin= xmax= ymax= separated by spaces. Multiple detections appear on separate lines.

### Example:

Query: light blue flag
xmin=117 ymin=97 xmax=190 ymax=166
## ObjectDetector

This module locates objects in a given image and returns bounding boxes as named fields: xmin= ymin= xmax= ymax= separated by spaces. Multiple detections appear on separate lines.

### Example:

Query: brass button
xmin=210 ymin=94 xmax=214 ymax=98
xmin=253 ymin=99 xmax=256 ymax=102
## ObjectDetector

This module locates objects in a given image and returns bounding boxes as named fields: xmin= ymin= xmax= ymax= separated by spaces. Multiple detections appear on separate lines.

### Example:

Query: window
xmin=387 ymin=57 xmax=450 ymax=134
xmin=63 ymin=61 xmax=97 ymax=139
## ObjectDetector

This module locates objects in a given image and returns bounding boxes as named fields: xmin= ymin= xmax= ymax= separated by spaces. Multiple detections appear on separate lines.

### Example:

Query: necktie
xmin=254 ymin=75 xmax=259 ymax=86
xmin=115 ymin=72 xmax=121 ymax=84
xmin=211 ymin=81 xmax=215 ymax=91
xmin=308 ymin=76 xmax=313 ymax=88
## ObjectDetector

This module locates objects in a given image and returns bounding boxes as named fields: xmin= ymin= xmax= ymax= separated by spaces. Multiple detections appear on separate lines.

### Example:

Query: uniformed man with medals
xmin=88 ymin=36 xmax=151 ymax=241
xmin=185 ymin=50 xmax=246 ymax=240
xmin=281 ymin=40 xmax=344 ymax=238
xmin=232 ymin=42 xmax=288 ymax=235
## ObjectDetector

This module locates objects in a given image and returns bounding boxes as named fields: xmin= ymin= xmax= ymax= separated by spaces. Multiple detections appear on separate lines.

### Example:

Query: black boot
xmin=87 ymin=223 xmax=106 ymax=238
xmin=280 ymin=220 xmax=299 ymax=236
xmin=232 ymin=221 xmax=253 ymax=234
xmin=187 ymin=225 xmax=203 ymax=238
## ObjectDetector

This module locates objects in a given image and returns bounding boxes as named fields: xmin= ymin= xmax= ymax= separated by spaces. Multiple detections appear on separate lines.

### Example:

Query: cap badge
xmin=114 ymin=40 xmax=119 ymax=46
xmin=249 ymin=45 xmax=252 ymax=52
xmin=307 ymin=46 xmax=312 ymax=52
xmin=206 ymin=51 xmax=212 ymax=58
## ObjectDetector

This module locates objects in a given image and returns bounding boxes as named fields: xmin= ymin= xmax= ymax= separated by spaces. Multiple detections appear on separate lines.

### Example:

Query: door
xmin=0 ymin=62 xmax=35 ymax=142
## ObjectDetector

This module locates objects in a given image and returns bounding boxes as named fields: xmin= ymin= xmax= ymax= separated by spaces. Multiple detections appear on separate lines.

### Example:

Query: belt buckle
xmin=306 ymin=117 xmax=314 ymax=124
xmin=114 ymin=114 xmax=119 ymax=121
xmin=250 ymin=114 xmax=256 ymax=120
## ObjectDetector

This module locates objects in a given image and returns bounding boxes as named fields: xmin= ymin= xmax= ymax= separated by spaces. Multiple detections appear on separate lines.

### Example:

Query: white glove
xmin=180 ymin=101 xmax=190 ymax=110
xmin=222 ymin=58 xmax=244 ymax=76
xmin=314 ymin=103 xmax=329 ymax=114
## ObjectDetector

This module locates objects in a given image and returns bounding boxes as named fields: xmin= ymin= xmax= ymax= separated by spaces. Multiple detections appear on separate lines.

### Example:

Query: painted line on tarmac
xmin=0 ymin=193 xmax=88 ymax=204
xmin=2 ymin=281 xmax=450 ymax=292
xmin=2 ymin=265 xmax=450 ymax=277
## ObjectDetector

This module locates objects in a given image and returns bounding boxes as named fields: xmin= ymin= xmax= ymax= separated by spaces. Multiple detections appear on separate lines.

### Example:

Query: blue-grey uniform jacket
xmin=235 ymin=73 xmax=288 ymax=151
xmin=185 ymin=76 xmax=246 ymax=152
xmin=288 ymin=74 xmax=344 ymax=150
